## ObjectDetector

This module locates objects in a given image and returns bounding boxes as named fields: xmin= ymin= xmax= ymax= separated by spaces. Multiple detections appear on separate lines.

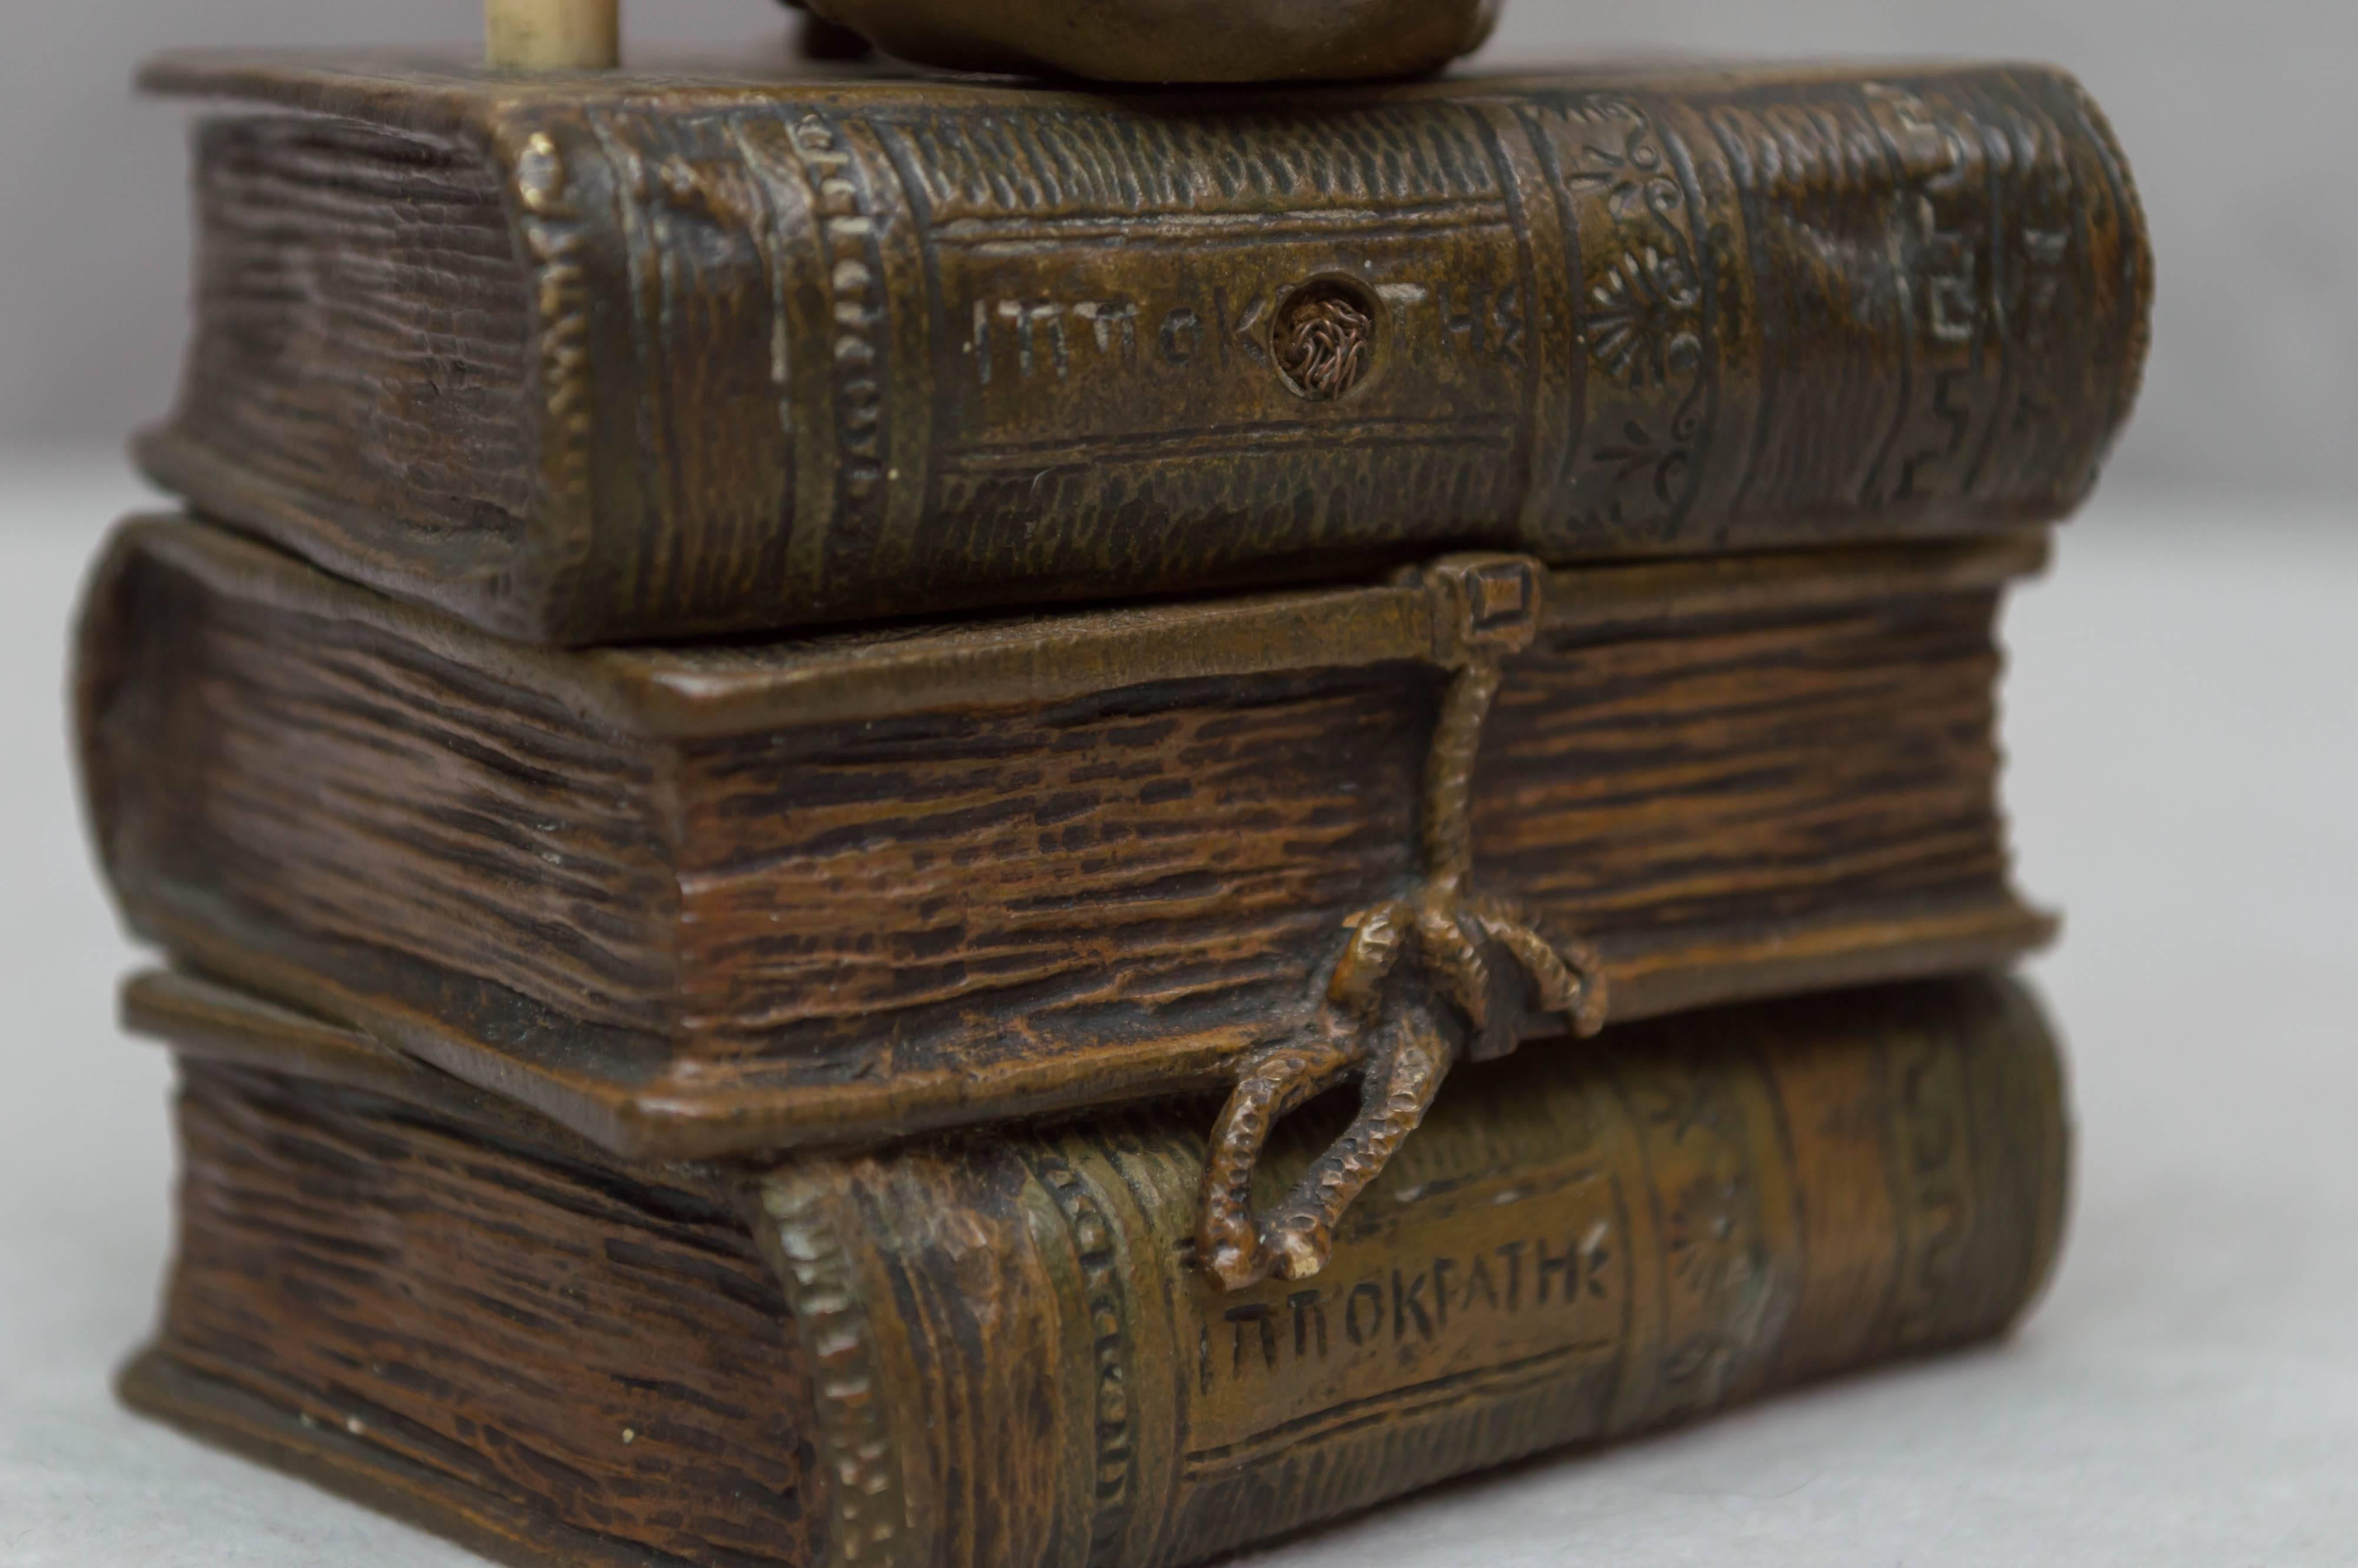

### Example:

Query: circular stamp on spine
xmin=1273 ymin=277 xmax=1381 ymax=402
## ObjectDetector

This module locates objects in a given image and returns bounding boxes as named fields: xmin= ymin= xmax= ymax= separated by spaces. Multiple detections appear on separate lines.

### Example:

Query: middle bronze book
xmin=78 ymin=515 xmax=2047 ymax=1176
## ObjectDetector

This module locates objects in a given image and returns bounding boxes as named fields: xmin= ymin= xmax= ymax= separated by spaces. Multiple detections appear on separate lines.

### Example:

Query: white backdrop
xmin=2 ymin=7 xmax=2357 ymax=1563
xmin=0 ymin=0 xmax=2353 ymax=502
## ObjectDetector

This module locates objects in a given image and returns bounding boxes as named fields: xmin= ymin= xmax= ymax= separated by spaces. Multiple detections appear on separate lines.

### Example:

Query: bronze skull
xmin=789 ymin=0 xmax=1501 ymax=83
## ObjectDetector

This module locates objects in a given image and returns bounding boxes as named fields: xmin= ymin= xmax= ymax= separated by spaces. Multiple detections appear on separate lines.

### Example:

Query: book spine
xmin=752 ymin=976 xmax=2069 ymax=1568
xmin=473 ymin=66 xmax=2147 ymax=641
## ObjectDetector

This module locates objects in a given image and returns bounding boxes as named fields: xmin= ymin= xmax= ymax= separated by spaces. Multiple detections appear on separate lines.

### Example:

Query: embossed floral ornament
xmin=1667 ymin=1172 xmax=1749 ymax=1293
xmin=1588 ymin=245 xmax=1703 ymax=390
xmin=1547 ymin=95 xmax=1717 ymax=537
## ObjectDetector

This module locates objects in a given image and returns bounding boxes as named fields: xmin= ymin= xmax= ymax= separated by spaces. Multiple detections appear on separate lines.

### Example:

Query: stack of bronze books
xmin=74 ymin=23 xmax=2149 ymax=1567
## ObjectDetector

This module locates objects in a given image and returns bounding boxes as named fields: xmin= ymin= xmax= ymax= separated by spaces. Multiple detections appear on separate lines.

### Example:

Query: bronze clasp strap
xmin=1197 ymin=555 xmax=1609 ymax=1291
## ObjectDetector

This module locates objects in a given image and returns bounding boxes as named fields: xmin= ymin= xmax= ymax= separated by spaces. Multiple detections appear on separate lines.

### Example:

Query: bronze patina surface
xmin=134 ymin=51 xmax=2150 ymax=644
xmin=788 ymin=0 xmax=1501 ymax=82
xmin=88 ymin=43 xmax=2142 ymax=1297
xmin=123 ymin=967 xmax=2068 ymax=1568
xmin=80 ymin=517 xmax=2053 ymax=1277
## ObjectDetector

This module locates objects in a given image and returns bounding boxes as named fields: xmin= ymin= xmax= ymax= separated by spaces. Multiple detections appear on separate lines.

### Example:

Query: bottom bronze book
xmin=118 ymin=969 xmax=2069 ymax=1568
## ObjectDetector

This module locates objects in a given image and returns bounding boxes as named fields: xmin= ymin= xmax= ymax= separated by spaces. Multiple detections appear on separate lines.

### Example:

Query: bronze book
xmin=121 ymin=968 xmax=2069 ymax=1568
xmin=80 ymin=515 xmax=2052 ymax=1196
xmin=138 ymin=51 xmax=2149 ymax=644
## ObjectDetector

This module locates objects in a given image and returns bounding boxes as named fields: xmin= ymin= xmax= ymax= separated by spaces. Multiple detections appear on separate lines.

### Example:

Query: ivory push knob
xmin=486 ymin=0 xmax=621 ymax=71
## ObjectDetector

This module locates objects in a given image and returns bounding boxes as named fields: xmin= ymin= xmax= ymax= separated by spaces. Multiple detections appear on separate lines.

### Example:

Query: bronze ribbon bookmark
xmin=1198 ymin=555 xmax=1609 ymax=1291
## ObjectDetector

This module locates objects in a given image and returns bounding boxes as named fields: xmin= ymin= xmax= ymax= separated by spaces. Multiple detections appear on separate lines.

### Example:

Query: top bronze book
xmin=141 ymin=51 xmax=2149 ymax=645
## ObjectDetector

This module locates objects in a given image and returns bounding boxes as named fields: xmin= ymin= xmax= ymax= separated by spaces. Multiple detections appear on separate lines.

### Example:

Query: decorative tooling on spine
xmin=760 ymin=1177 xmax=916 ymax=1568
xmin=1197 ymin=555 xmax=1609 ymax=1292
